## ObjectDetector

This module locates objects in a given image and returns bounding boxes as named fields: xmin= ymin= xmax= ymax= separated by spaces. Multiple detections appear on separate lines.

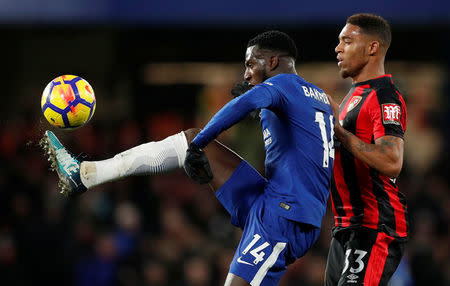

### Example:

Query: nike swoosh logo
xmin=237 ymin=256 xmax=254 ymax=266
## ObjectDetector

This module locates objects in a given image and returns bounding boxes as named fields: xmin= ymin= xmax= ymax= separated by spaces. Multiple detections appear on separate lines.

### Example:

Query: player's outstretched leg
xmin=79 ymin=131 xmax=188 ymax=190
xmin=41 ymin=129 xmax=189 ymax=196
xmin=41 ymin=128 xmax=243 ymax=196
xmin=40 ymin=130 xmax=87 ymax=196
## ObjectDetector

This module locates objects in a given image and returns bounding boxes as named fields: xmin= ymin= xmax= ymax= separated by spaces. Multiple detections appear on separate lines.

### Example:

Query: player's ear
xmin=368 ymin=40 xmax=380 ymax=56
xmin=268 ymin=55 xmax=279 ymax=71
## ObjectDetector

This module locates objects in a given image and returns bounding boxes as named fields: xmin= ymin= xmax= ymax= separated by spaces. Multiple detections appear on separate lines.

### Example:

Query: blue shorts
xmin=215 ymin=161 xmax=321 ymax=286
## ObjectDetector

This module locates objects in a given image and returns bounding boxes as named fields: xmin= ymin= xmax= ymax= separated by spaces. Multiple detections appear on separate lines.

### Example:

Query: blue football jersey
xmin=194 ymin=73 xmax=334 ymax=227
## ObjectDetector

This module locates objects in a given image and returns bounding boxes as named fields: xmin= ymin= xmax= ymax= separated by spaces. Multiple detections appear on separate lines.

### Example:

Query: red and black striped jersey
xmin=331 ymin=74 xmax=409 ymax=239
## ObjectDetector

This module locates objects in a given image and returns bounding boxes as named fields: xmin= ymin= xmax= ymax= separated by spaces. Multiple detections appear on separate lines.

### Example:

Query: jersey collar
xmin=352 ymin=74 xmax=393 ymax=87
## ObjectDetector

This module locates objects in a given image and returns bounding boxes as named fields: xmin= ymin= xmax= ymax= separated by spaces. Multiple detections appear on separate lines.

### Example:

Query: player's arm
xmin=327 ymin=94 xmax=404 ymax=178
xmin=337 ymin=129 xmax=403 ymax=178
xmin=184 ymin=85 xmax=273 ymax=183
xmin=193 ymin=85 xmax=273 ymax=148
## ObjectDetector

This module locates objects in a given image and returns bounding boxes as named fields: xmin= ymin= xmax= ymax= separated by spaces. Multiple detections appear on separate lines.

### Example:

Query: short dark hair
xmin=347 ymin=13 xmax=392 ymax=49
xmin=247 ymin=30 xmax=298 ymax=60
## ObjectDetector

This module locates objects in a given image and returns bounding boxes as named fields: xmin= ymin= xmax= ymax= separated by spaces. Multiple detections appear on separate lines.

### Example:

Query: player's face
xmin=244 ymin=45 xmax=270 ymax=86
xmin=335 ymin=24 xmax=370 ymax=79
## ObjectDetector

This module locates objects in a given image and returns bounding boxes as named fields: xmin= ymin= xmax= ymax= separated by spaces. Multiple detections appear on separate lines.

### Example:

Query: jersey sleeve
xmin=193 ymin=84 xmax=274 ymax=148
xmin=369 ymin=87 xmax=407 ymax=140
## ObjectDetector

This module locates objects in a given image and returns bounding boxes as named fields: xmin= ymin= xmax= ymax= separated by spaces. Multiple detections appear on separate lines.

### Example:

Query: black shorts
xmin=325 ymin=227 xmax=406 ymax=286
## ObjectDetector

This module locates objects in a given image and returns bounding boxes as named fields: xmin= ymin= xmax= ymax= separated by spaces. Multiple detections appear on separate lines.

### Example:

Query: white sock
xmin=80 ymin=131 xmax=188 ymax=189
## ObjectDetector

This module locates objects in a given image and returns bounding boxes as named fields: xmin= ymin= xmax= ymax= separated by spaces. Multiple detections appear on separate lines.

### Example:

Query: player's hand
xmin=184 ymin=143 xmax=213 ymax=184
xmin=231 ymin=81 xmax=252 ymax=98
xmin=231 ymin=81 xmax=261 ymax=119
xmin=326 ymin=94 xmax=341 ymax=128
xmin=327 ymin=94 xmax=349 ymax=141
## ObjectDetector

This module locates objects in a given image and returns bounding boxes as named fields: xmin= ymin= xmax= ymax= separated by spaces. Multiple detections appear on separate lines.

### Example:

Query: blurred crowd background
xmin=0 ymin=1 xmax=448 ymax=285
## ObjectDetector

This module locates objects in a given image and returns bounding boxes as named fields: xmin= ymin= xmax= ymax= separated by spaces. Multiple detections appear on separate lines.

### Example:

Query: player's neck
xmin=276 ymin=58 xmax=297 ymax=75
xmin=270 ymin=68 xmax=297 ymax=79
xmin=277 ymin=66 xmax=297 ymax=75
xmin=352 ymin=61 xmax=385 ymax=84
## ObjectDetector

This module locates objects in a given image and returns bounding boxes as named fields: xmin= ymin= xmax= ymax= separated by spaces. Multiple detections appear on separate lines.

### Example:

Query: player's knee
xmin=183 ymin=128 xmax=202 ymax=143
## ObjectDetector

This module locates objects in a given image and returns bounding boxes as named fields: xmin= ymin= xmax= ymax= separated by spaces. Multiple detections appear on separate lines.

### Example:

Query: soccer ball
xmin=41 ymin=75 xmax=96 ymax=129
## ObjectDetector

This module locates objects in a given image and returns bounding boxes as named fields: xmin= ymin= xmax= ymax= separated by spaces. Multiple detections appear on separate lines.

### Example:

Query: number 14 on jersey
xmin=315 ymin=112 xmax=335 ymax=168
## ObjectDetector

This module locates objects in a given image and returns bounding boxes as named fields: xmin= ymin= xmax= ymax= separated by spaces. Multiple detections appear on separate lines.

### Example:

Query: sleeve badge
xmin=381 ymin=103 xmax=401 ymax=125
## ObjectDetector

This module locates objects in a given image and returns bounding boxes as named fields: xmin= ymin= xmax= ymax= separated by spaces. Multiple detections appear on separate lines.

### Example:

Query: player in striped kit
xmin=325 ymin=14 xmax=409 ymax=286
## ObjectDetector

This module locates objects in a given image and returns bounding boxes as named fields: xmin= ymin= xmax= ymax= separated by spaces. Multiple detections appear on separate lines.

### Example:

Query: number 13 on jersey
xmin=315 ymin=111 xmax=335 ymax=168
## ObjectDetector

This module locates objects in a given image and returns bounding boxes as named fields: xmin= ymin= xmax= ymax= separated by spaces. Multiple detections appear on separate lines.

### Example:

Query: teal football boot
xmin=40 ymin=130 xmax=87 ymax=196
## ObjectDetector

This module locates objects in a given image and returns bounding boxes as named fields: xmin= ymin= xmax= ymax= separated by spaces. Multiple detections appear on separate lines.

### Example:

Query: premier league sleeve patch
xmin=381 ymin=103 xmax=401 ymax=125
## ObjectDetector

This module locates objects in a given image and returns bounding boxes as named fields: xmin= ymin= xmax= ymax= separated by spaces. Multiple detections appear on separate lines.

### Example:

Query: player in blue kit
xmin=41 ymin=31 xmax=334 ymax=286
